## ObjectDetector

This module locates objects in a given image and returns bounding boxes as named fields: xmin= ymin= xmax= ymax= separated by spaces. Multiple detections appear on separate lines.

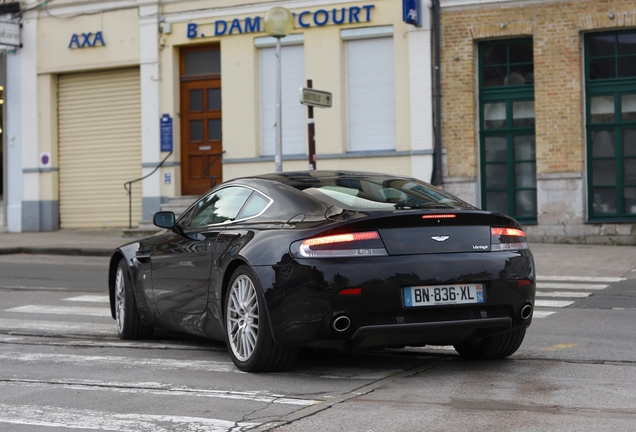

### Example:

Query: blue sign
xmin=160 ymin=114 xmax=173 ymax=153
xmin=403 ymin=0 xmax=421 ymax=26
xmin=187 ymin=5 xmax=375 ymax=38
xmin=164 ymin=173 xmax=172 ymax=184
xmin=68 ymin=31 xmax=105 ymax=49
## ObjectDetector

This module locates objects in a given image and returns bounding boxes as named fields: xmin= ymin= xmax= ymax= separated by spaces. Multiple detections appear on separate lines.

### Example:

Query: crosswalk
xmin=0 ymin=291 xmax=414 ymax=431
xmin=0 ymin=275 xmax=626 ymax=429
xmin=533 ymin=275 xmax=624 ymax=318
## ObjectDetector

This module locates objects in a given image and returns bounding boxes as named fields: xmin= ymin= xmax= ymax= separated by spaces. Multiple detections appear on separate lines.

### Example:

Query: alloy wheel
xmin=115 ymin=266 xmax=126 ymax=334
xmin=226 ymin=274 xmax=259 ymax=361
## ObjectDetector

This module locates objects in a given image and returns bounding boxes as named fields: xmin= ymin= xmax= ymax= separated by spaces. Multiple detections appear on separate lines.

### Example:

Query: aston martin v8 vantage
xmin=109 ymin=171 xmax=535 ymax=372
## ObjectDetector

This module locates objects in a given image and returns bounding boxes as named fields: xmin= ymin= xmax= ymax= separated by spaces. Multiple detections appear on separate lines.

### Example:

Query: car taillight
xmin=490 ymin=227 xmax=528 ymax=251
xmin=291 ymin=231 xmax=388 ymax=258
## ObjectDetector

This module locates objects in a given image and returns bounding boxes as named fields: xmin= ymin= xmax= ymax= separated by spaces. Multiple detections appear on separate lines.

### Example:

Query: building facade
xmin=9 ymin=0 xmax=434 ymax=231
xmin=440 ymin=0 xmax=636 ymax=244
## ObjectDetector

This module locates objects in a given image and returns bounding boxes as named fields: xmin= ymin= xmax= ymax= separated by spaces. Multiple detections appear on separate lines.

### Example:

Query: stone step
xmin=122 ymin=196 xmax=199 ymax=237
xmin=165 ymin=195 xmax=199 ymax=207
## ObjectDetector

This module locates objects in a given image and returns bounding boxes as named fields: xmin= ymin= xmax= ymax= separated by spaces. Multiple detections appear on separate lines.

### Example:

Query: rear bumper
xmin=350 ymin=317 xmax=513 ymax=349
xmin=253 ymin=249 xmax=535 ymax=348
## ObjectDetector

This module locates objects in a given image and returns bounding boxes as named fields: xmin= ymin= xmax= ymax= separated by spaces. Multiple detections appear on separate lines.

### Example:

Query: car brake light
xmin=421 ymin=214 xmax=456 ymax=219
xmin=291 ymin=231 xmax=388 ymax=258
xmin=490 ymin=227 xmax=528 ymax=251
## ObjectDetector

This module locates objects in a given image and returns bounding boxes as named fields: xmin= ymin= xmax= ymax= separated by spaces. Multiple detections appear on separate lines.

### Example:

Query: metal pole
xmin=274 ymin=36 xmax=283 ymax=172
xmin=432 ymin=0 xmax=443 ymax=186
xmin=306 ymin=79 xmax=316 ymax=170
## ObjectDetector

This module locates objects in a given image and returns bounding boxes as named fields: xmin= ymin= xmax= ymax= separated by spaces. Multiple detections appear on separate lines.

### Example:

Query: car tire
xmin=453 ymin=328 xmax=526 ymax=360
xmin=114 ymin=258 xmax=154 ymax=340
xmin=224 ymin=265 xmax=298 ymax=372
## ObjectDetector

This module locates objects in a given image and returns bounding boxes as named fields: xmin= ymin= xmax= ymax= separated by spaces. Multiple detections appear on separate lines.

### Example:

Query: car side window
xmin=236 ymin=191 xmax=271 ymax=220
xmin=184 ymin=187 xmax=252 ymax=228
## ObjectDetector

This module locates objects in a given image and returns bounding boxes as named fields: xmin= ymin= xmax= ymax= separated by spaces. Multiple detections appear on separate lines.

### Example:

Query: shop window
xmin=259 ymin=42 xmax=306 ymax=156
xmin=585 ymin=30 xmax=636 ymax=220
xmin=344 ymin=30 xmax=395 ymax=152
xmin=479 ymin=39 xmax=536 ymax=222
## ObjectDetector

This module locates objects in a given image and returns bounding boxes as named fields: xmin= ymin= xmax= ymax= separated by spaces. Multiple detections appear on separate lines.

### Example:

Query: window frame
xmin=585 ymin=29 xmax=636 ymax=221
xmin=478 ymin=38 xmax=537 ymax=223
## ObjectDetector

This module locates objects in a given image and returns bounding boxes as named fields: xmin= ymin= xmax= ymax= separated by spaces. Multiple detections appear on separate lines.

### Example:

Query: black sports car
xmin=109 ymin=171 xmax=535 ymax=372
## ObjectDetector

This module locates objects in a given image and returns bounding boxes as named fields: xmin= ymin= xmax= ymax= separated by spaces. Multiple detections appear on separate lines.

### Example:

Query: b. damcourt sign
xmin=187 ymin=5 xmax=375 ymax=38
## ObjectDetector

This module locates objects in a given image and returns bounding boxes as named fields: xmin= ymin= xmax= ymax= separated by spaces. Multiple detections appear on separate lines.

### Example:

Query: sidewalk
xmin=0 ymin=229 xmax=144 ymax=257
xmin=0 ymin=229 xmax=635 ymax=279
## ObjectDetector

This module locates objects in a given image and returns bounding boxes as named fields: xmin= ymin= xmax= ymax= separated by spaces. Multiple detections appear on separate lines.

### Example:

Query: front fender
xmin=108 ymin=242 xmax=156 ymax=319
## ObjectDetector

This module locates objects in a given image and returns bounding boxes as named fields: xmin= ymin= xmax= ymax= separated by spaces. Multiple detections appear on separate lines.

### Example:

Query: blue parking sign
xmin=160 ymin=114 xmax=173 ymax=153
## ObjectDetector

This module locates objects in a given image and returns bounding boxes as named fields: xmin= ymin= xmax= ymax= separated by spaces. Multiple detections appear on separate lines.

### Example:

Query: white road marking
xmin=1 ymin=379 xmax=320 ymax=406
xmin=532 ymin=310 xmax=556 ymax=318
xmin=534 ymin=300 xmax=575 ymax=308
xmin=0 ymin=318 xmax=115 ymax=335
xmin=0 ymin=285 xmax=68 ymax=291
xmin=0 ymin=334 xmax=223 ymax=351
xmin=537 ymin=275 xmax=624 ymax=283
xmin=0 ymin=352 xmax=241 ymax=374
xmin=4 ymin=305 xmax=110 ymax=317
xmin=536 ymin=291 xmax=592 ymax=298
xmin=63 ymin=295 xmax=109 ymax=303
xmin=537 ymin=282 xmax=608 ymax=290
xmin=0 ymin=404 xmax=257 ymax=431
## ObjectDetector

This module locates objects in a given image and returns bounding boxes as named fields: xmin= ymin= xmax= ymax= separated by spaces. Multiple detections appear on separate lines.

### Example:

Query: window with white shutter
xmin=344 ymin=29 xmax=395 ymax=152
xmin=259 ymin=40 xmax=306 ymax=156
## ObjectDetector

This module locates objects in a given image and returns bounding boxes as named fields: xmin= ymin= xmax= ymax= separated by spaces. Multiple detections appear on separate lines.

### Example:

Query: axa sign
xmin=68 ymin=31 xmax=105 ymax=49
xmin=187 ymin=5 xmax=375 ymax=39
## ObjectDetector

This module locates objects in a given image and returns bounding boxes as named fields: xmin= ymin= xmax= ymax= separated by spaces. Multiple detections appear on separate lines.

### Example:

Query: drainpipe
xmin=431 ymin=0 xmax=443 ymax=187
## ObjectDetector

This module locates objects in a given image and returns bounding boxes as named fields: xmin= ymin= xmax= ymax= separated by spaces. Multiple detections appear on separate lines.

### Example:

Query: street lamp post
xmin=264 ymin=7 xmax=294 ymax=173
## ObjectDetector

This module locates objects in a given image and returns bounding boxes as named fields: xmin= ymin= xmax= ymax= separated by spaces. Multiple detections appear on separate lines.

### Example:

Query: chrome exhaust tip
xmin=520 ymin=304 xmax=533 ymax=320
xmin=332 ymin=315 xmax=351 ymax=332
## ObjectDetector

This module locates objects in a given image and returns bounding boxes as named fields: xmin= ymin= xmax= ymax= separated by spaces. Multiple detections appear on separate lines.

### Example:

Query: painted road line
xmin=532 ymin=310 xmax=556 ymax=318
xmin=536 ymin=291 xmax=592 ymax=298
xmin=0 ymin=404 xmax=258 ymax=432
xmin=1 ymin=379 xmax=320 ymax=406
xmin=537 ymin=282 xmax=608 ymax=290
xmin=63 ymin=295 xmax=109 ymax=303
xmin=534 ymin=300 xmax=575 ymax=308
xmin=0 ymin=285 xmax=68 ymax=291
xmin=0 ymin=318 xmax=115 ymax=336
xmin=537 ymin=275 xmax=624 ymax=283
xmin=4 ymin=305 xmax=111 ymax=317
xmin=0 ymin=352 xmax=241 ymax=374
xmin=0 ymin=351 xmax=402 ymax=380
xmin=0 ymin=335 xmax=224 ymax=352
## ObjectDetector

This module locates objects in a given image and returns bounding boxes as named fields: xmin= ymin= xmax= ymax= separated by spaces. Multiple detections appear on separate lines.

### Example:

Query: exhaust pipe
xmin=520 ymin=304 xmax=533 ymax=320
xmin=332 ymin=315 xmax=351 ymax=332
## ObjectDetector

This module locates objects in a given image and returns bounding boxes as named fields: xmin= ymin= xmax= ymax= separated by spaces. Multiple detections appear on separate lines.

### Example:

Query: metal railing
xmin=203 ymin=150 xmax=225 ymax=190
xmin=124 ymin=151 xmax=172 ymax=229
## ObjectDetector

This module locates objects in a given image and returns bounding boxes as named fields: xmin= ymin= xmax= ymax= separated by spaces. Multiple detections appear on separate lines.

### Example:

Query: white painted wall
xmin=139 ymin=3 xmax=162 ymax=207
xmin=5 ymin=44 xmax=22 ymax=232
xmin=20 ymin=13 xmax=39 ymax=224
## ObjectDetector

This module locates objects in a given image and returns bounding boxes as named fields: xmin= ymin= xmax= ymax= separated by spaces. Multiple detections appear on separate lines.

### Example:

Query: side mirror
xmin=153 ymin=211 xmax=176 ymax=229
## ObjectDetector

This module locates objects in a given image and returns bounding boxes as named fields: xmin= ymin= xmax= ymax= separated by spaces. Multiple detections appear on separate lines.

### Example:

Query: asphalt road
xmin=0 ymin=254 xmax=634 ymax=431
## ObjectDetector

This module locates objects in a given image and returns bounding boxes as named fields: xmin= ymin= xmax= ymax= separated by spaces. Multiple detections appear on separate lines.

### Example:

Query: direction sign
xmin=300 ymin=87 xmax=332 ymax=108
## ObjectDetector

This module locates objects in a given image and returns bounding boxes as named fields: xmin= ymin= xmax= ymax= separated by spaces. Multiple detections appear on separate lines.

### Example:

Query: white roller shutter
xmin=345 ymin=36 xmax=396 ymax=151
xmin=259 ymin=44 xmax=306 ymax=156
xmin=58 ymin=68 xmax=141 ymax=228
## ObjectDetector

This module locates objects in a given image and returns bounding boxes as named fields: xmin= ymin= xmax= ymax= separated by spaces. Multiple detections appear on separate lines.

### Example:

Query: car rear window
xmin=298 ymin=177 xmax=471 ymax=210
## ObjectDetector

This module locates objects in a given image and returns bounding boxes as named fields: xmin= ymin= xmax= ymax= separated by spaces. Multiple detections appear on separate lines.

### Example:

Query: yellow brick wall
xmin=440 ymin=0 xmax=636 ymax=178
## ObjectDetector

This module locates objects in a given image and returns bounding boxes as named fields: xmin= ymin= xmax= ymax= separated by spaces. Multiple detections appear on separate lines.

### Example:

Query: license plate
xmin=403 ymin=283 xmax=485 ymax=307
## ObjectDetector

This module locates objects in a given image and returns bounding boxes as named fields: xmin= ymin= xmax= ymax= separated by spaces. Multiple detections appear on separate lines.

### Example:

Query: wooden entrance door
xmin=180 ymin=45 xmax=222 ymax=196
